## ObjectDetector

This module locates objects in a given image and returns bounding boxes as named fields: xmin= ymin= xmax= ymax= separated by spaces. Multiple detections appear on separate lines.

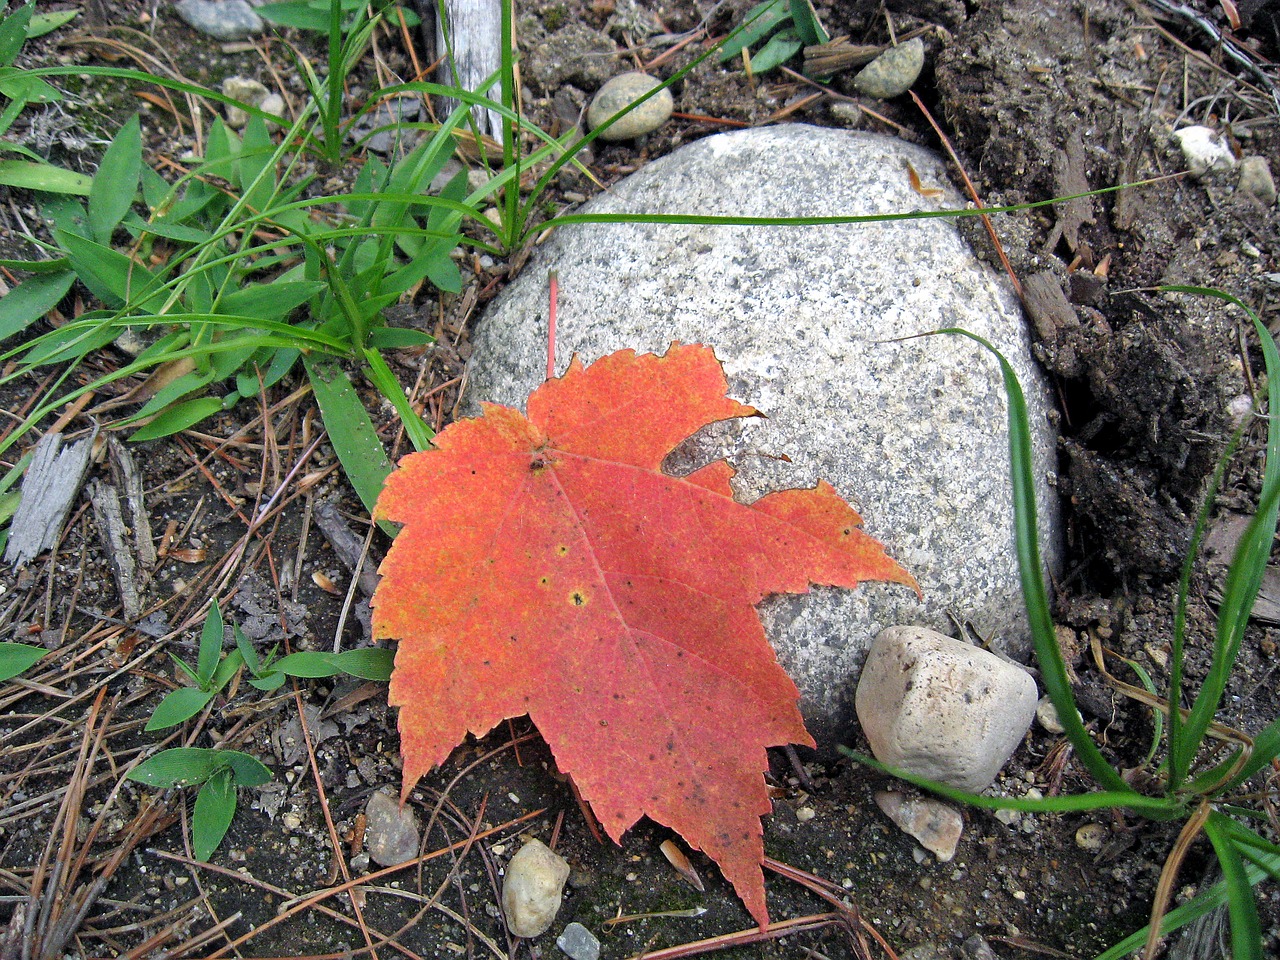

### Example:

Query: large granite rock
xmin=466 ymin=124 xmax=1060 ymax=749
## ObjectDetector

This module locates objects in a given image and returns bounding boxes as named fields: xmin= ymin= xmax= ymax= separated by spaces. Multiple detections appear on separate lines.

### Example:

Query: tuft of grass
xmin=848 ymin=288 xmax=1280 ymax=960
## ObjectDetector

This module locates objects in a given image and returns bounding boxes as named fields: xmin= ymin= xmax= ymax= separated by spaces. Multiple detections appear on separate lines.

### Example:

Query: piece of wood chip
xmin=5 ymin=430 xmax=97 ymax=568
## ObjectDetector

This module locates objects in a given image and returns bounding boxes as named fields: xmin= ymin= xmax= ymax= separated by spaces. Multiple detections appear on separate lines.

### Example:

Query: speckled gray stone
xmin=175 ymin=0 xmax=263 ymax=40
xmin=466 ymin=124 xmax=1060 ymax=749
xmin=854 ymin=37 xmax=925 ymax=99
xmin=856 ymin=626 xmax=1038 ymax=790
xmin=556 ymin=922 xmax=601 ymax=960
xmin=364 ymin=790 xmax=419 ymax=867
xmin=587 ymin=72 xmax=673 ymax=140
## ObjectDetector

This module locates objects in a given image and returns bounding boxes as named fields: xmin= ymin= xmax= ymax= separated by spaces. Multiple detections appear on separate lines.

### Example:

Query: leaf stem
xmin=547 ymin=270 xmax=559 ymax=381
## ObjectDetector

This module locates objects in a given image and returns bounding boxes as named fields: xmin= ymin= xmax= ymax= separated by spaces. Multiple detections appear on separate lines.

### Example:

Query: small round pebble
xmin=364 ymin=790 xmax=420 ymax=867
xmin=175 ymin=0 xmax=263 ymax=40
xmin=1035 ymin=695 xmax=1065 ymax=734
xmin=587 ymin=73 xmax=673 ymax=141
xmin=1075 ymin=821 xmax=1106 ymax=851
xmin=854 ymin=38 xmax=925 ymax=99
xmin=556 ymin=921 xmax=601 ymax=960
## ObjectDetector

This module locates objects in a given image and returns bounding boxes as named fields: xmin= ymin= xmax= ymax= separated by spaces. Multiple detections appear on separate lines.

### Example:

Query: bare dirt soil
xmin=2 ymin=1 xmax=1280 ymax=958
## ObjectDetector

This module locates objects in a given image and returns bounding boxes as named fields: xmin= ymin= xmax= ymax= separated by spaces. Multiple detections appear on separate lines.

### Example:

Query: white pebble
xmin=1172 ymin=126 xmax=1236 ymax=178
xmin=502 ymin=839 xmax=569 ymax=938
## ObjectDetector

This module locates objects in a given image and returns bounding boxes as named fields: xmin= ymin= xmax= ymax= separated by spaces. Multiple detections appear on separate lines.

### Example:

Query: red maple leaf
xmin=371 ymin=343 xmax=918 ymax=926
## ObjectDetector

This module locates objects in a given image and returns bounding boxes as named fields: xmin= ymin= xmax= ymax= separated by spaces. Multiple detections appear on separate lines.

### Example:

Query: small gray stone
xmin=587 ymin=72 xmax=673 ymax=140
xmin=874 ymin=791 xmax=964 ymax=862
xmin=1238 ymin=156 xmax=1277 ymax=205
xmin=556 ymin=922 xmax=601 ymax=960
xmin=854 ymin=38 xmax=925 ymax=99
xmin=502 ymin=839 xmax=570 ymax=937
xmin=364 ymin=791 xmax=420 ymax=867
xmin=856 ymin=626 xmax=1038 ymax=790
xmin=175 ymin=0 xmax=263 ymax=40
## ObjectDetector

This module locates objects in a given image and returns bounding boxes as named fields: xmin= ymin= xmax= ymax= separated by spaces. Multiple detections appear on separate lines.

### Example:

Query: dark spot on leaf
xmin=842 ymin=527 xmax=851 ymax=535
xmin=570 ymin=591 xmax=587 ymax=606
xmin=557 ymin=545 xmax=569 ymax=556
xmin=599 ymin=719 xmax=608 ymax=726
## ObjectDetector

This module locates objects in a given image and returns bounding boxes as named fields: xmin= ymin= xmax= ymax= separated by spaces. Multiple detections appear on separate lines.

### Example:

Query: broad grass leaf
xmin=302 ymin=355 xmax=392 ymax=517
xmin=218 ymin=281 xmax=327 ymax=321
xmin=0 ymin=4 xmax=35 ymax=67
xmin=55 ymin=230 xmax=163 ymax=310
xmin=27 ymin=9 xmax=79 ymax=38
xmin=0 ymin=270 xmax=74 ymax=343
xmin=223 ymin=750 xmax=272 ymax=787
xmin=129 ymin=396 xmax=225 ymax=442
xmin=372 ymin=343 xmax=918 ymax=926
xmin=0 ymin=641 xmax=45 ymax=682
xmin=718 ymin=0 xmax=788 ymax=60
xmin=748 ymin=31 xmax=802 ymax=74
xmin=127 ymin=747 xmax=224 ymax=788
xmin=0 ymin=159 xmax=90 ymax=195
xmin=88 ymin=113 xmax=141 ymax=244
xmin=192 ymin=768 xmax=236 ymax=861
xmin=144 ymin=686 xmax=215 ymax=731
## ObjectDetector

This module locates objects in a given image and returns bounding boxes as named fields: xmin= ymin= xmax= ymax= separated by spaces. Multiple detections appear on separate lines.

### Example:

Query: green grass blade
xmin=0 ymin=270 xmax=74 ymax=343
xmin=844 ymin=749 xmax=1176 ymax=816
xmin=144 ymin=686 xmax=215 ymax=731
xmin=88 ymin=113 xmax=140 ymax=244
xmin=1226 ymin=715 xmax=1280 ymax=789
xmin=129 ymin=397 xmax=225 ymax=442
xmin=303 ymin=354 xmax=392 ymax=517
xmin=719 ymin=0 xmax=788 ymax=60
xmin=0 ymin=158 xmax=91 ymax=194
xmin=192 ymin=767 xmax=236 ymax=861
xmin=327 ymin=647 xmax=394 ymax=681
xmin=1165 ymin=288 xmax=1280 ymax=786
xmin=0 ymin=3 xmax=36 ymax=67
xmin=0 ymin=641 xmax=46 ymax=681
xmin=1167 ymin=417 xmax=1246 ymax=789
xmin=1203 ymin=812 xmax=1264 ymax=960
xmin=935 ymin=329 xmax=1131 ymax=793
xmin=127 ymin=747 xmax=222 ymax=788
xmin=223 ymin=750 xmax=272 ymax=787
xmin=196 ymin=602 xmax=224 ymax=682
xmin=362 ymin=347 xmax=434 ymax=451
xmin=1091 ymin=857 xmax=1275 ymax=960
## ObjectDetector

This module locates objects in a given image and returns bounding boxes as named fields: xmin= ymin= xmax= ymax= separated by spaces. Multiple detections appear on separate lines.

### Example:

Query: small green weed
xmin=131 ymin=601 xmax=393 ymax=860
xmin=718 ymin=0 xmax=829 ymax=76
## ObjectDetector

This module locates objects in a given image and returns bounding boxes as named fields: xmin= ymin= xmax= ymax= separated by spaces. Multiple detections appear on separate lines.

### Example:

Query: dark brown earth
xmin=2 ymin=1 xmax=1280 ymax=958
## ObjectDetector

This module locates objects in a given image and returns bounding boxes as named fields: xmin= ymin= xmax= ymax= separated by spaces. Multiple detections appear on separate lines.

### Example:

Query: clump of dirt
xmin=2 ymin=0 xmax=1280 ymax=957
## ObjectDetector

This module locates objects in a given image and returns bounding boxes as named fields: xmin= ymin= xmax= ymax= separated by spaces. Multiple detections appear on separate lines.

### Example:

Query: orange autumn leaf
xmin=371 ymin=342 xmax=918 ymax=926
